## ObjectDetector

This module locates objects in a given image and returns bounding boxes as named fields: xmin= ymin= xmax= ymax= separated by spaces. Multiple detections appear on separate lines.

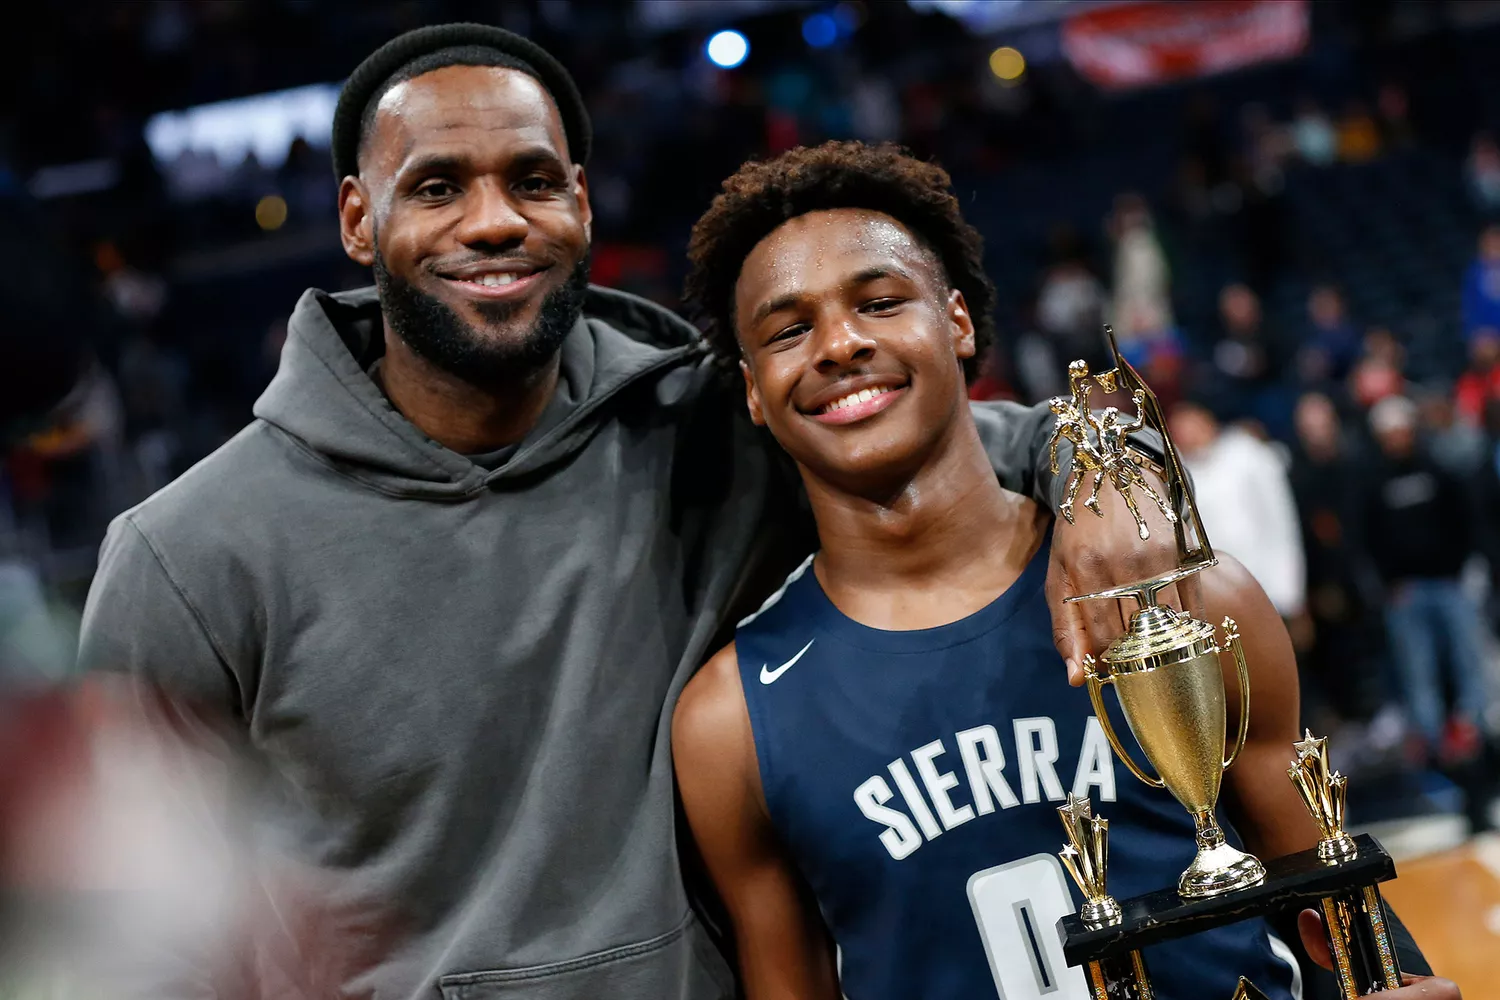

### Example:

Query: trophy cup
xmin=1047 ymin=330 xmax=1404 ymax=998
xmin=1048 ymin=340 xmax=1262 ymax=900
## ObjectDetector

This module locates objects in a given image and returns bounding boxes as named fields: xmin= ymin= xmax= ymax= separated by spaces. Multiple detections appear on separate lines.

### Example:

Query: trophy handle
xmin=1220 ymin=618 xmax=1251 ymax=771
xmin=1083 ymin=657 xmax=1166 ymax=789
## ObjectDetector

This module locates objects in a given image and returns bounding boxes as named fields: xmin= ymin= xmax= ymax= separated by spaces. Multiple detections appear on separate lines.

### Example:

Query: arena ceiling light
xmin=706 ymin=29 xmax=750 ymax=68
xmin=803 ymin=12 xmax=839 ymax=48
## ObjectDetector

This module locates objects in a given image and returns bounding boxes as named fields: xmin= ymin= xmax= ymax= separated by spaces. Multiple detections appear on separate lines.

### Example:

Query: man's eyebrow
xmin=396 ymin=145 xmax=567 ymax=180
xmin=397 ymin=153 xmax=468 ymax=179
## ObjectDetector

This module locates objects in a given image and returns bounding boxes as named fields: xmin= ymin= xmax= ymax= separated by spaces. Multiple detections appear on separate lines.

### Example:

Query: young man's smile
xmin=804 ymin=379 xmax=909 ymax=425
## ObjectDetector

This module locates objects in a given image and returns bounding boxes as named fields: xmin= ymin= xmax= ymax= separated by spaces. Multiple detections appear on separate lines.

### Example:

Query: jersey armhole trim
xmin=736 ymin=551 xmax=816 ymax=628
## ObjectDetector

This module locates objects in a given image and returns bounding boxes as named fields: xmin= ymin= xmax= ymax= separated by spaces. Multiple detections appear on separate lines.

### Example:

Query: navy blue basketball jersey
xmin=734 ymin=534 xmax=1300 ymax=1000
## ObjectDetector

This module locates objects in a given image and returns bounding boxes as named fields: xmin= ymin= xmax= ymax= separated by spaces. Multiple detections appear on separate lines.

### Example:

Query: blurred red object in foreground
xmin=0 ymin=677 xmax=399 ymax=998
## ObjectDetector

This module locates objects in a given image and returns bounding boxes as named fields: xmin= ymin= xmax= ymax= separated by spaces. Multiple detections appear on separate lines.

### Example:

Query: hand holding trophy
xmin=1046 ymin=330 xmax=1405 ymax=1000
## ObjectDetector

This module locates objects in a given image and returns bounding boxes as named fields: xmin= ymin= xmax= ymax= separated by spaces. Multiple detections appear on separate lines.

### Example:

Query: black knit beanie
xmin=331 ymin=22 xmax=592 ymax=181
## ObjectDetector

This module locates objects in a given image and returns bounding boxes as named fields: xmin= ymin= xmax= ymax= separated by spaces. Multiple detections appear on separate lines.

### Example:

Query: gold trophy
xmin=1047 ymin=331 xmax=1403 ymax=998
xmin=1048 ymin=338 xmax=1263 ymax=899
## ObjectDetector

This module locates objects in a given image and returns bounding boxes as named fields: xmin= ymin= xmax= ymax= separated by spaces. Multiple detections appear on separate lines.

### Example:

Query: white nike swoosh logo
xmin=760 ymin=639 xmax=815 ymax=685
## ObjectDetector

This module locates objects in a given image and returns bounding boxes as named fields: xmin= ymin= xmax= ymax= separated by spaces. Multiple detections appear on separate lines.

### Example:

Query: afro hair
xmin=683 ymin=141 xmax=995 ymax=379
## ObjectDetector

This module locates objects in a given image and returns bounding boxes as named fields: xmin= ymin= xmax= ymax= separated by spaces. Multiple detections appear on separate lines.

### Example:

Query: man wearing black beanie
xmin=78 ymin=23 xmax=1182 ymax=999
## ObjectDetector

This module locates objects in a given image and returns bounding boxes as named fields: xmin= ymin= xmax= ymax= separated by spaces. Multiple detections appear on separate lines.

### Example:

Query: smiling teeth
xmin=822 ymin=386 xmax=891 ymax=413
xmin=470 ymin=273 xmax=519 ymax=287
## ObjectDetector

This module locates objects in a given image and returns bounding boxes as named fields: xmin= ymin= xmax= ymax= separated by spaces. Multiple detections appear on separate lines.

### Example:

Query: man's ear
xmin=338 ymin=177 xmax=375 ymax=267
xmin=948 ymin=289 xmax=976 ymax=361
xmin=573 ymin=164 xmax=593 ymax=244
xmin=741 ymin=359 xmax=767 ymax=426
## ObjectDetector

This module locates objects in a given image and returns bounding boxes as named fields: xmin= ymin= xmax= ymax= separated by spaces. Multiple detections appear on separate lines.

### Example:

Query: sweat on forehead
xmin=739 ymin=209 xmax=946 ymax=297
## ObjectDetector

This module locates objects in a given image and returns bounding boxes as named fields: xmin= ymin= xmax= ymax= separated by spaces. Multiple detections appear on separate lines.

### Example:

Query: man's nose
xmin=455 ymin=181 xmax=528 ymax=248
xmin=814 ymin=316 xmax=877 ymax=373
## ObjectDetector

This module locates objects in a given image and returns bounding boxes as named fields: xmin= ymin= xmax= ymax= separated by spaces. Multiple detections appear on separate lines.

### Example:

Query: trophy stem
xmin=1178 ymin=809 xmax=1266 ymax=899
xmin=1193 ymin=809 xmax=1225 ymax=848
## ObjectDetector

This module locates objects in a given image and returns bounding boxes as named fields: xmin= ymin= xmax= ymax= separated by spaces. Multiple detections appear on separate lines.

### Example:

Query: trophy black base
xmin=1061 ymin=834 xmax=1401 ymax=997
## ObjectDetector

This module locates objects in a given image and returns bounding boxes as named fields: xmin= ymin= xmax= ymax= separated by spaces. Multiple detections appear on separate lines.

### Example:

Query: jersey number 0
xmin=967 ymin=854 xmax=1091 ymax=999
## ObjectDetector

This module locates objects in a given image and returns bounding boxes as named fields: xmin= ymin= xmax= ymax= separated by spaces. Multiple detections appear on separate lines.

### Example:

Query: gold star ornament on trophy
xmin=1288 ymin=729 xmax=1357 ymax=863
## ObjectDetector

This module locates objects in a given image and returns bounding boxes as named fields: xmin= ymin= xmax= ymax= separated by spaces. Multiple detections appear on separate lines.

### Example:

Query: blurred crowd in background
xmin=3 ymin=0 xmax=1500 ymax=833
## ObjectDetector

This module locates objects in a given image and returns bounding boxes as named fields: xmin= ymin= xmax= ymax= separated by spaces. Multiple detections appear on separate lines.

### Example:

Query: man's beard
xmin=373 ymin=249 xmax=590 ymax=385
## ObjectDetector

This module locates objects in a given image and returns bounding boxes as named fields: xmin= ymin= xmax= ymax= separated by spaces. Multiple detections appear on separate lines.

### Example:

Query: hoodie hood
xmin=254 ymin=285 xmax=704 ymax=499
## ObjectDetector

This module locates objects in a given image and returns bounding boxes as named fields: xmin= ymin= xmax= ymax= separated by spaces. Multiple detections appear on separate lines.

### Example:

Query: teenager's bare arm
xmin=673 ymin=645 xmax=842 ymax=1000
xmin=1201 ymin=554 xmax=1322 ymax=860
xmin=1174 ymin=556 xmax=1452 ymax=986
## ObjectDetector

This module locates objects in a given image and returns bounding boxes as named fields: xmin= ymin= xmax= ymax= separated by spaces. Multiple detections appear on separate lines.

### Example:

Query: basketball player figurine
xmin=1045 ymin=351 xmax=1176 ymax=541
xmin=1049 ymin=333 xmax=1406 ymax=997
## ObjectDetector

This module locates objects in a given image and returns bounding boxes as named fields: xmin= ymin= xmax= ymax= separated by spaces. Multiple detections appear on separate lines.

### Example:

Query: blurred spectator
xmin=1289 ymin=392 xmax=1385 ymax=724
xmin=1214 ymin=284 xmax=1273 ymax=379
xmin=1461 ymin=223 xmax=1500 ymax=337
xmin=1213 ymin=282 xmax=1293 ymax=434
xmin=0 ymin=478 xmax=76 ymax=682
xmin=1376 ymin=82 xmax=1416 ymax=148
xmin=1363 ymin=326 xmax=1406 ymax=367
xmin=1302 ymin=285 xmax=1362 ymax=383
xmin=1363 ymin=395 xmax=1490 ymax=762
xmin=1117 ymin=301 xmax=1187 ymax=411
xmin=1466 ymin=133 xmax=1500 ymax=215
xmin=1184 ymin=93 xmax=1230 ymax=188
xmin=966 ymin=347 xmax=1013 ymax=403
xmin=1335 ymin=100 xmax=1381 ymax=163
xmin=116 ymin=332 xmax=191 ymax=493
xmin=1291 ymin=98 xmax=1337 ymax=167
xmin=1241 ymin=103 xmax=1291 ymax=189
xmin=1234 ymin=104 xmax=1291 ymax=294
xmin=1169 ymin=396 xmax=1306 ymax=618
xmin=1036 ymin=258 xmax=1107 ymax=357
xmin=1348 ymin=326 xmax=1408 ymax=409
xmin=1456 ymin=327 xmax=1500 ymax=425
xmin=1476 ymin=398 xmax=1500 ymax=631
xmin=1018 ymin=257 xmax=1108 ymax=399
xmin=851 ymin=76 xmax=900 ymax=144
xmin=277 ymin=137 xmax=337 ymax=226
xmin=1417 ymin=386 xmax=1484 ymax=477
xmin=13 ymin=358 xmax=130 ymax=553
xmin=98 ymin=256 xmax=168 ymax=328
xmin=1107 ymin=193 xmax=1173 ymax=348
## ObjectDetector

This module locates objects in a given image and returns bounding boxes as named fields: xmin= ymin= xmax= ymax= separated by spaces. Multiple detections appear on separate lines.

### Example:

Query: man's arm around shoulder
xmin=673 ymin=645 xmax=840 ymax=1000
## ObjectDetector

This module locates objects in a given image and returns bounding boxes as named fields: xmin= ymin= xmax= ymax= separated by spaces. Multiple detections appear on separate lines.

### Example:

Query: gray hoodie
xmin=79 ymin=286 xmax=1058 ymax=999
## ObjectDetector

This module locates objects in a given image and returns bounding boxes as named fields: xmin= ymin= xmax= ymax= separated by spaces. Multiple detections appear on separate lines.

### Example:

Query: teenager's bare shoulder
xmin=1200 ymin=552 xmax=1283 ymax=632
xmin=674 ymin=642 xmax=753 ymax=767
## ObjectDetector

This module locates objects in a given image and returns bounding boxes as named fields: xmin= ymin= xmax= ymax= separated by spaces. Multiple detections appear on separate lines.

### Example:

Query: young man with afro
xmin=673 ymin=141 xmax=1454 ymax=1000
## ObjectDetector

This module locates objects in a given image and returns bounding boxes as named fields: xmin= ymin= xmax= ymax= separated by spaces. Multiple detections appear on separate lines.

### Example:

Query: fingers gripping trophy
xmin=1045 ymin=330 xmax=1404 ymax=1000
